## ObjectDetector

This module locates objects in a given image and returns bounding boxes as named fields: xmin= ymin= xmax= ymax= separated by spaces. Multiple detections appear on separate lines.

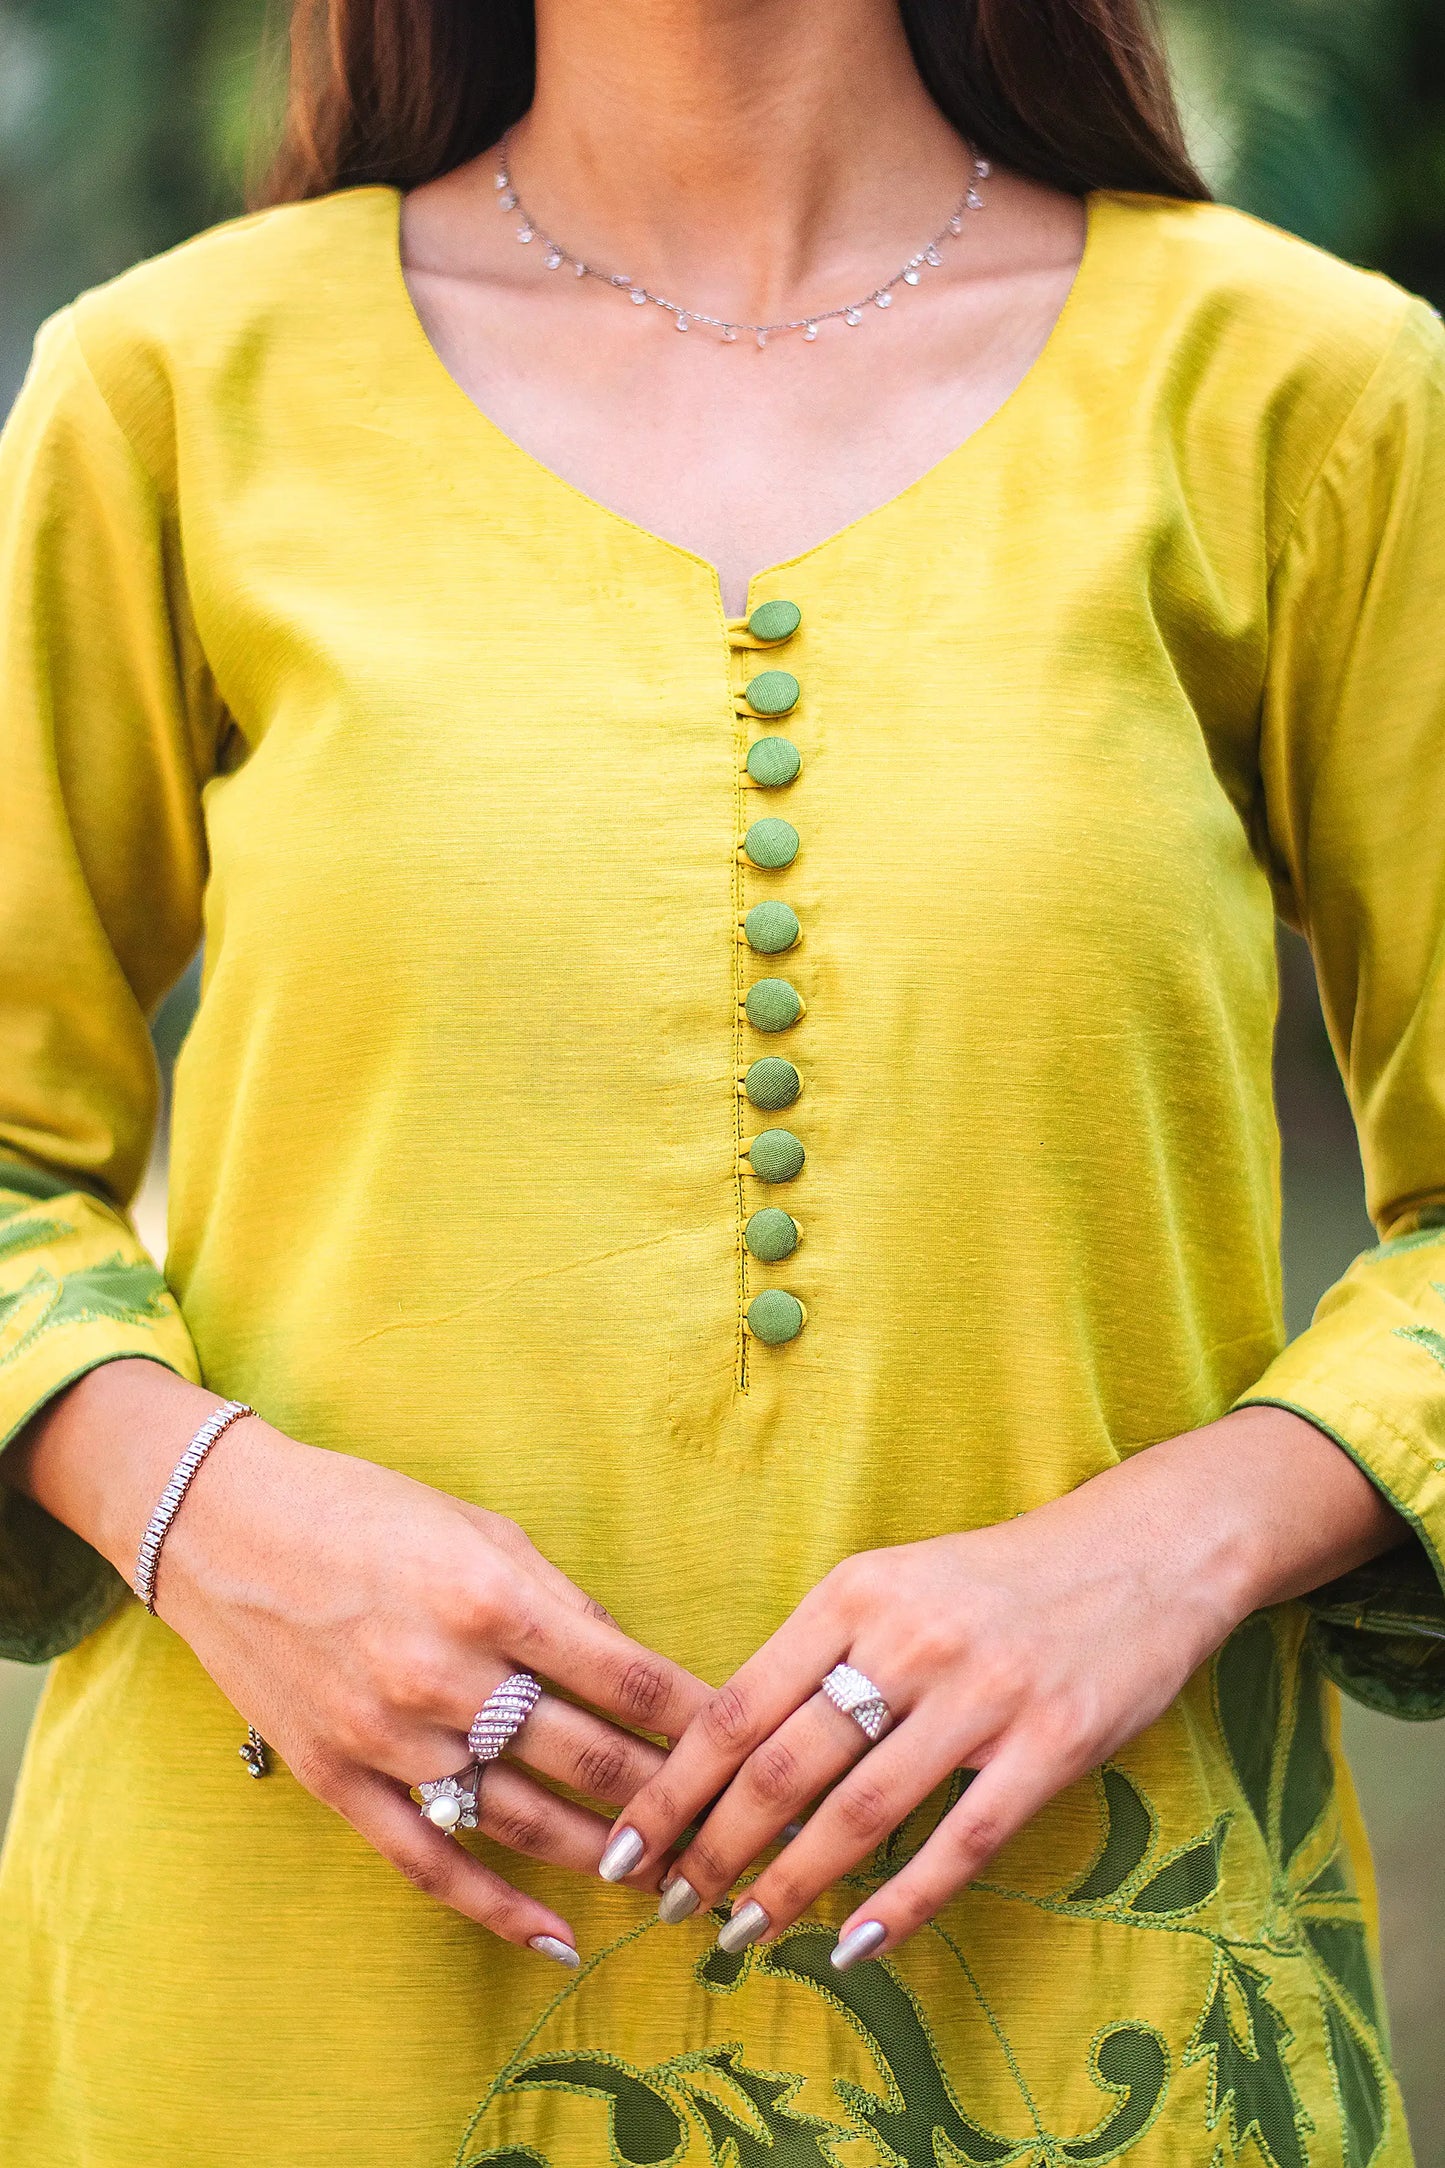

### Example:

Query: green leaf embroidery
xmin=503 ymin=2054 xmax=685 ymax=2167
xmin=1059 ymin=2027 xmax=1170 ymax=2163
xmin=1304 ymin=1920 xmax=1383 ymax=2036
xmin=1279 ymin=1659 xmax=1331 ymax=1869
xmin=0 ymin=1255 xmax=172 ymax=1373
xmin=45 ymin=1257 xmax=170 ymax=1330
xmin=1395 ymin=1323 xmax=1445 ymax=1374
xmin=1127 ymin=1819 xmax=1227 ymax=1917
xmin=1320 ymin=1996 xmax=1386 ymax=2168
xmin=761 ymin=1928 xmax=1021 ymax=2164
xmin=1215 ymin=1614 xmax=1282 ymax=1840
xmin=1068 ymin=1768 xmax=1155 ymax=1903
xmin=1371 ymin=1224 xmax=1445 ymax=1259
xmin=675 ymin=2050 xmax=846 ymax=2166
xmin=0 ymin=1214 xmax=70 ymax=1264
xmin=0 ymin=1270 xmax=51 ymax=1334
xmin=1186 ymin=1954 xmax=1310 ymax=2168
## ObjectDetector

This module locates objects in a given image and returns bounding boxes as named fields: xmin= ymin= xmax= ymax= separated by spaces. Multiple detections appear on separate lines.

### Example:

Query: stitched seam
xmin=1263 ymin=295 xmax=1421 ymax=586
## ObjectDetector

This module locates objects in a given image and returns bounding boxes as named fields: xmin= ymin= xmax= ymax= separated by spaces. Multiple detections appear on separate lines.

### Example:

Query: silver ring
xmin=821 ymin=1662 xmax=893 ymax=1743
xmin=418 ymin=1772 xmax=480 ymax=1833
xmin=468 ymin=1670 xmax=542 ymax=1762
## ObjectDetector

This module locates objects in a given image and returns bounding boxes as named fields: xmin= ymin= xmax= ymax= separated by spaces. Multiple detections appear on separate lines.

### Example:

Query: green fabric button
xmin=747 ymin=1128 xmax=805 ymax=1182
xmin=745 ymin=670 xmax=800 ymax=717
xmin=745 ymin=1207 xmax=799 ymax=1262
xmin=745 ymin=977 xmax=804 ymax=1032
xmin=748 ymin=1289 xmax=806 ymax=1344
xmin=745 ymin=818 xmax=799 ymax=869
xmin=746 ymin=736 xmax=802 ymax=787
xmin=745 ymin=1057 xmax=801 ymax=1110
xmin=744 ymin=901 xmax=800 ymax=954
xmin=747 ymin=599 xmax=802 ymax=643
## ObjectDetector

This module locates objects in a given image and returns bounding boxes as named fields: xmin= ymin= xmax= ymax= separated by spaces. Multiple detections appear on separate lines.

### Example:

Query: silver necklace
xmin=492 ymin=136 xmax=990 ymax=347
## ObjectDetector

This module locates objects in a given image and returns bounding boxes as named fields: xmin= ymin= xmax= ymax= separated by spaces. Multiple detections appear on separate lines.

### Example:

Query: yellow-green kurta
xmin=1 ymin=185 xmax=1444 ymax=2168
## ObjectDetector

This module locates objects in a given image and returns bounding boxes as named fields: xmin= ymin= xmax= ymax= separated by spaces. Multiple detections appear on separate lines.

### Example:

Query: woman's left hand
xmin=603 ymin=1408 xmax=1404 ymax=1964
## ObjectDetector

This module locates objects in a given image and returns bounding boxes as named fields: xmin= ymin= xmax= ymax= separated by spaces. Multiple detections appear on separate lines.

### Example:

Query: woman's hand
xmin=605 ymin=1407 xmax=1404 ymax=1964
xmin=8 ymin=1360 xmax=710 ymax=1964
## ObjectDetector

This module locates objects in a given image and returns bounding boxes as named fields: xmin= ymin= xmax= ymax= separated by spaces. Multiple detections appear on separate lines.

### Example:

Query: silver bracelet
xmin=132 ymin=1399 xmax=255 ymax=1613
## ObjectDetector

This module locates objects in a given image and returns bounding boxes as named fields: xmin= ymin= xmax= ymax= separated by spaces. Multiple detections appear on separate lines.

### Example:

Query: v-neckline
xmin=375 ymin=181 xmax=1107 ymax=618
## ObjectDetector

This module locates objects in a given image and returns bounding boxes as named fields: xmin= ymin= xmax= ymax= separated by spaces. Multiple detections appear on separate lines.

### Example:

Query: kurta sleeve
xmin=0 ymin=307 xmax=217 ymax=1661
xmin=1239 ymin=295 xmax=1445 ymax=1717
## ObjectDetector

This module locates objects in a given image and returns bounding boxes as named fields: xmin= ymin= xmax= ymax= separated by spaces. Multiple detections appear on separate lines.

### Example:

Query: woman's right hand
xmin=6 ymin=1359 xmax=710 ymax=1962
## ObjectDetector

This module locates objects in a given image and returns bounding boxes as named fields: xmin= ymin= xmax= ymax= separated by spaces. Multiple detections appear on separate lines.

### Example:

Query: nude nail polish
xmin=598 ymin=1826 xmax=645 ymax=1882
xmin=657 ymin=1876 xmax=701 ymax=1924
xmin=831 ymin=1920 xmax=887 ymax=1971
xmin=528 ymin=1935 xmax=581 ymax=1968
xmin=716 ymin=1898 xmax=769 ymax=1954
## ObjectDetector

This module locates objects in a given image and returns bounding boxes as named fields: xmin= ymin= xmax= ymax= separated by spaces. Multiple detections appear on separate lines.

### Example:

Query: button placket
xmin=728 ymin=597 xmax=809 ymax=1357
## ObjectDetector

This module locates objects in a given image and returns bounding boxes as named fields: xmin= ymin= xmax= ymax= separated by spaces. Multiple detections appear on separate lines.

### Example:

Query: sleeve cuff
xmin=1236 ymin=1387 xmax=1445 ymax=1719
xmin=0 ymin=1176 xmax=201 ymax=1662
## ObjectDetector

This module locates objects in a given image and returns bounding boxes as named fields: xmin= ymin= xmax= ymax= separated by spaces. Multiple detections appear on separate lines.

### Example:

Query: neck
xmin=511 ymin=0 xmax=971 ymax=320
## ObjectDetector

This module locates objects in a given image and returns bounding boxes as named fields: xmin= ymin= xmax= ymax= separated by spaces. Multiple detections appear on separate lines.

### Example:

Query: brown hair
xmin=259 ymin=0 xmax=1208 ymax=208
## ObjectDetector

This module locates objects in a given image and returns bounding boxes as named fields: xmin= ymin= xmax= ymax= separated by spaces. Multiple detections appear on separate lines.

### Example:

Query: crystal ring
xmin=467 ymin=1671 xmax=543 ymax=1763
xmin=417 ymin=1771 xmax=480 ymax=1834
xmin=821 ymin=1662 xmax=893 ymax=1743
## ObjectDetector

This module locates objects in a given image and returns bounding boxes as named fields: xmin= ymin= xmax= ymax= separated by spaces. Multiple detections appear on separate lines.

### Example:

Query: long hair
xmin=258 ymin=0 xmax=1208 ymax=208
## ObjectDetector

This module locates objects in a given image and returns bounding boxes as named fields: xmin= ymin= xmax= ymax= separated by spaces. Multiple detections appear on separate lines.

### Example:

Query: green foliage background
xmin=0 ymin=0 xmax=1441 ymax=2154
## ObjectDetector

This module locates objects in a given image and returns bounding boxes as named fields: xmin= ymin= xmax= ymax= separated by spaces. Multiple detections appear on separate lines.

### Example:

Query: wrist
xmin=1075 ymin=1405 xmax=1406 ymax=1641
xmin=5 ymin=1359 xmax=236 ymax=1580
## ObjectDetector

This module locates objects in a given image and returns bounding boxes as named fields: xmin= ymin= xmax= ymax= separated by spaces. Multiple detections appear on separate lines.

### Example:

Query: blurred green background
xmin=0 ymin=0 xmax=1442 ymax=2153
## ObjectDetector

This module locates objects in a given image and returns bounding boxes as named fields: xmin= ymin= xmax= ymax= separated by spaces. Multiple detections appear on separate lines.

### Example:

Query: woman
xmin=0 ymin=0 xmax=1441 ymax=2159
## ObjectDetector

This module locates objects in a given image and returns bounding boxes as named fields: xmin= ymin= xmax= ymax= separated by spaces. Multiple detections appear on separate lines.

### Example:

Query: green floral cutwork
xmin=461 ymin=1615 xmax=1393 ymax=2168
xmin=0 ymin=1201 xmax=70 ymax=1264
xmin=1214 ymin=1613 xmax=1390 ymax=2165
xmin=1186 ymin=1952 xmax=1309 ymax=2168
xmin=0 ymin=1255 xmax=171 ymax=1369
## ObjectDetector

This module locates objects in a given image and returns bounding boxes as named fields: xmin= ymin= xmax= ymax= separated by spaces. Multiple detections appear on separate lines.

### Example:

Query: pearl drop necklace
xmin=492 ymin=136 xmax=990 ymax=347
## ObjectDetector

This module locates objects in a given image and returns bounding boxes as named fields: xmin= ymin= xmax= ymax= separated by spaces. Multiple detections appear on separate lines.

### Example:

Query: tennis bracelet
xmin=132 ymin=1398 xmax=255 ymax=1613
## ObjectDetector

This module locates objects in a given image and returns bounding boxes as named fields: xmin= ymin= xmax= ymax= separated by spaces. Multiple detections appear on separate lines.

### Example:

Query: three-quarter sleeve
xmin=0 ymin=309 xmax=216 ymax=1661
xmin=1240 ymin=296 xmax=1445 ymax=1716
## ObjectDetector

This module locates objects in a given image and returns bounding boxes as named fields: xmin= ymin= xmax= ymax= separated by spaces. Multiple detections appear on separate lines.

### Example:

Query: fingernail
xmin=716 ymin=1898 xmax=769 ymax=1954
xmin=598 ymin=1826 xmax=645 ymax=1883
xmin=781 ymin=1819 xmax=805 ymax=1842
xmin=528 ymin=1934 xmax=581 ymax=1969
xmin=657 ymin=1876 xmax=701 ymax=1924
xmin=831 ymin=1920 xmax=887 ymax=1971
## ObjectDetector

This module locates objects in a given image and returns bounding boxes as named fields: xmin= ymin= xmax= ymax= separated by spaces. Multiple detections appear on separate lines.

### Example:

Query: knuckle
xmin=700 ymin=1683 xmax=755 ymax=1755
xmin=835 ymin=1776 xmax=894 ymax=1846
xmin=483 ymin=1889 xmax=534 ymax=1944
xmin=477 ymin=1510 xmax=527 ymax=1553
xmin=615 ymin=1658 xmax=673 ymax=1727
xmin=288 ymin=1743 xmax=343 ymax=1802
xmin=461 ymin=1573 xmax=509 ymax=1642
xmin=682 ymin=1836 xmax=732 ymax=1890
xmin=829 ymin=1550 xmax=881 ymax=1608
xmin=949 ymin=1805 xmax=1005 ymax=1868
xmin=894 ymin=1619 xmax=961 ymax=1676
xmin=639 ymin=1777 xmax=684 ymax=1828
xmin=329 ymin=1697 xmax=390 ymax=1766
xmin=506 ymin=1604 xmax=547 ymax=1659
xmin=389 ymin=1647 xmax=456 ymax=1720
xmin=573 ymin=1736 xmax=633 ymax=1803
xmin=744 ymin=1739 xmax=801 ymax=1812
xmin=755 ymin=1862 xmax=810 ymax=1918
xmin=483 ymin=1799 xmax=552 ymax=1858
xmin=396 ymin=1847 xmax=458 ymax=1903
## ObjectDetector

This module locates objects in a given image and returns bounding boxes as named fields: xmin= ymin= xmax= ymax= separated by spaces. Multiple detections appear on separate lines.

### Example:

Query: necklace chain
xmin=492 ymin=135 xmax=990 ymax=347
